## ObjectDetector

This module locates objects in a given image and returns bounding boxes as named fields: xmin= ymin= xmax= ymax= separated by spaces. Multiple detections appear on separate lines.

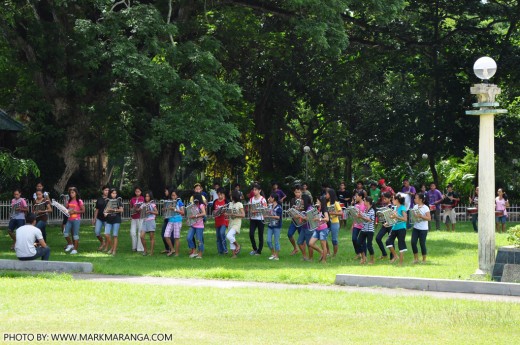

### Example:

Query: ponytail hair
xmin=394 ymin=193 xmax=405 ymax=205
xmin=327 ymin=188 xmax=337 ymax=204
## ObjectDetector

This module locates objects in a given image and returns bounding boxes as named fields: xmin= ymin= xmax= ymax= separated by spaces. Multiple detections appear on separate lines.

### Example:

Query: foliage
xmin=1 ymin=0 xmax=520 ymax=199
xmin=0 ymin=151 xmax=40 ymax=187
xmin=507 ymin=225 xmax=520 ymax=247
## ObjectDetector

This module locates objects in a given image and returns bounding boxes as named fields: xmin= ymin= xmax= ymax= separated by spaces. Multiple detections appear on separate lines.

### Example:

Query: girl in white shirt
xmin=411 ymin=193 xmax=431 ymax=264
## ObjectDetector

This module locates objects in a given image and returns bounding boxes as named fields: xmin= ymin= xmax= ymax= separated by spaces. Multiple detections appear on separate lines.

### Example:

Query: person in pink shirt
xmin=129 ymin=186 xmax=145 ymax=253
xmin=352 ymin=191 xmax=366 ymax=260
xmin=8 ymin=189 xmax=28 ymax=250
xmin=140 ymin=191 xmax=158 ymax=256
xmin=495 ymin=188 xmax=510 ymax=233
xmin=64 ymin=187 xmax=85 ymax=255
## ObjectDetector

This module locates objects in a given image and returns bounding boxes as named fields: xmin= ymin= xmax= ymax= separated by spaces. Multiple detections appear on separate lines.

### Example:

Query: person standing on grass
xmin=326 ymin=188 xmax=342 ymax=258
xmin=15 ymin=213 xmax=50 ymax=261
xmin=411 ymin=193 xmax=431 ymax=264
xmin=160 ymin=187 xmax=172 ymax=254
xmin=187 ymin=193 xmax=206 ymax=259
xmin=104 ymin=188 xmax=123 ymax=256
xmin=352 ymin=191 xmax=366 ymax=260
xmin=375 ymin=192 xmax=394 ymax=261
xmin=271 ymin=182 xmax=287 ymax=203
xmin=369 ymin=182 xmax=381 ymax=206
xmin=441 ymin=183 xmax=459 ymax=232
xmin=495 ymin=188 xmax=510 ymax=233
xmin=64 ymin=187 xmax=84 ymax=255
xmin=308 ymin=196 xmax=330 ymax=263
xmin=469 ymin=187 xmax=479 ymax=233
xmin=336 ymin=182 xmax=351 ymax=227
xmin=7 ymin=189 xmax=28 ymax=250
xmin=226 ymin=190 xmax=245 ymax=259
xmin=301 ymin=182 xmax=313 ymax=202
xmin=140 ymin=191 xmax=158 ymax=256
xmin=401 ymin=178 xmax=416 ymax=229
xmin=297 ymin=194 xmax=315 ymax=262
xmin=33 ymin=190 xmax=52 ymax=242
xmin=163 ymin=190 xmax=184 ymax=257
xmin=92 ymin=185 xmax=109 ymax=251
xmin=426 ymin=183 xmax=443 ymax=231
xmin=130 ymin=186 xmax=145 ymax=252
xmin=386 ymin=194 xmax=408 ymax=265
xmin=287 ymin=185 xmax=304 ymax=256
xmin=249 ymin=183 xmax=267 ymax=256
xmin=213 ymin=187 xmax=229 ymax=254
xmin=265 ymin=193 xmax=283 ymax=261
xmin=358 ymin=197 xmax=376 ymax=264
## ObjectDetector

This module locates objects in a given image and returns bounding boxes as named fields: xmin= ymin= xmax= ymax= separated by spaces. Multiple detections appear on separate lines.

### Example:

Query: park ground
xmin=1 ymin=220 xmax=519 ymax=344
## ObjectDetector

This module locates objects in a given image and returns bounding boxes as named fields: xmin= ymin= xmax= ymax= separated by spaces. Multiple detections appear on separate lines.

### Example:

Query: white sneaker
xmin=65 ymin=244 xmax=74 ymax=252
xmin=189 ymin=253 xmax=198 ymax=258
xmin=268 ymin=255 xmax=275 ymax=260
xmin=70 ymin=249 xmax=78 ymax=255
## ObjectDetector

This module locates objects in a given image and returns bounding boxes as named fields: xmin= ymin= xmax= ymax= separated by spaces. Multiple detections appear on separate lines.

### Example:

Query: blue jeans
xmin=18 ymin=246 xmax=50 ymax=261
xmin=64 ymin=220 xmax=81 ymax=240
xmin=330 ymin=222 xmax=340 ymax=246
xmin=36 ymin=220 xmax=47 ymax=242
xmin=471 ymin=214 xmax=478 ymax=232
xmin=94 ymin=218 xmax=105 ymax=236
xmin=267 ymin=226 xmax=281 ymax=251
xmin=188 ymin=227 xmax=205 ymax=252
xmin=8 ymin=218 xmax=25 ymax=232
xmin=297 ymin=228 xmax=312 ymax=246
xmin=196 ymin=227 xmax=205 ymax=253
xmin=312 ymin=228 xmax=329 ymax=241
xmin=287 ymin=222 xmax=301 ymax=238
xmin=216 ymin=225 xmax=227 ymax=253
xmin=105 ymin=223 xmax=121 ymax=237
xmin=187 ymin=226 xmax=196 ymax=249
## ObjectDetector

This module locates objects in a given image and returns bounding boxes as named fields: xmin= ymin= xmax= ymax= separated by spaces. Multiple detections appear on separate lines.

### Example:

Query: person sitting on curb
xmin=15 ymin=213 xmax=50 ymax=261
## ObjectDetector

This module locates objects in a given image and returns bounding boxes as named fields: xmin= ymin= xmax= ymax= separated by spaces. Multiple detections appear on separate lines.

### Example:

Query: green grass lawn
xmin=1 ymin=219 xmax=516 ymax=284
xmin=0 ymin=274 xmax=519 ymax=344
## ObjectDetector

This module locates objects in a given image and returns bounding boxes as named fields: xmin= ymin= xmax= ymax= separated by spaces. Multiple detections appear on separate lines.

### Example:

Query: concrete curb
xmin=335 ymin=274 xmax=520 ymax=296
xmin=0 ymin=259 xmax=93 ymax=273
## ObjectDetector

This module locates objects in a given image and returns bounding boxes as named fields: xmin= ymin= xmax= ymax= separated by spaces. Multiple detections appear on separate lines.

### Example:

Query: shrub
xmin=507 ymin=225 xmax=520 ymax=247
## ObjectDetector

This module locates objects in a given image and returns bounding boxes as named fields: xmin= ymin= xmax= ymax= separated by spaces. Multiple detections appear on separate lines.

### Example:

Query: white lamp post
xmin=303 ymin=146 xmax=310 ymax=181
xmin=466 ymin=57 xmax=507 ymax=276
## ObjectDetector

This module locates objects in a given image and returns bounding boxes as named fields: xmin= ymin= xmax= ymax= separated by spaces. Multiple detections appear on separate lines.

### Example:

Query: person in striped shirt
xmin=358 ymin=197 xmax=376 ymax=264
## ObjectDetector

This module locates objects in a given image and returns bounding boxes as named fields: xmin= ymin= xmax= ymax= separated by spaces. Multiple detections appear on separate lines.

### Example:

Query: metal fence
xmin=0 ymin=199 xmax=298 ymax=225
xmin=2 ymin=200 xmax=519 ymax=225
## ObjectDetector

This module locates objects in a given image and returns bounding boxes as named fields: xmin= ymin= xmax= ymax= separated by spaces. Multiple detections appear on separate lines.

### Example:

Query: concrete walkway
xmin=72 ymin=273 xmax=520 ymax=303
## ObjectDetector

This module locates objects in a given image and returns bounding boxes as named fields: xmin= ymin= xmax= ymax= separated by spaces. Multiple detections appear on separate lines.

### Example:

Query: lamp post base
xmin=470 ymin=269 xmax=490 ymax=281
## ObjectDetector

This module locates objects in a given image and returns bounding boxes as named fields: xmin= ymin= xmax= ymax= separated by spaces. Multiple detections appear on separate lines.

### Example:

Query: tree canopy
xmin=1 ymin=0 xmax=519 ymax=198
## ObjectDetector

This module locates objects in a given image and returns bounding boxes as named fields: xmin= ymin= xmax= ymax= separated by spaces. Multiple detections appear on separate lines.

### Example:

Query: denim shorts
xmin=496 ymin=215 xmax=507 ymax=224
xmin=8 ymin=218 xmax=25 ymax=232
xmin=94 ymin=219 xmax=106 ymax=236
xmin=141 ymin=220 xmax=156 ymax=232
xmin=64 ymin=219 xmax=81 ymax=240
xmin=105 ymin=222 xmax=121 ymax=236
xmin=312 ymin=228 xmax=329 ymax=241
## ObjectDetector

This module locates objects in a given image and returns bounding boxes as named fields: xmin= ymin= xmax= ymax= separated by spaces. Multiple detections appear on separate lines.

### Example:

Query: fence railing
xmin=1 ymin=200 xmax=519 ymax=225
xmin=0 ymin=199 xmax=298 ymax=225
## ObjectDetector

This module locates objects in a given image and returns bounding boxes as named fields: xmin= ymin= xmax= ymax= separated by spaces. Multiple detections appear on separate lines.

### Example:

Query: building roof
xmin=0 ymin=109 xmax=24 ymax=132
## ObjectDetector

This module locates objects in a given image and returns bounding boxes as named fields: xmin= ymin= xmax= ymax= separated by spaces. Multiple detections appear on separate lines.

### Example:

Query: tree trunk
xmin=53 ymin=136 xmax=84 ymax=194
xmin=429 ymin=156 xmax=439 ymax=186
xmin=253 ymin=103 xmax=274 ymax=175
xmin=134 ymin=144 xmax=182 ymax=195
